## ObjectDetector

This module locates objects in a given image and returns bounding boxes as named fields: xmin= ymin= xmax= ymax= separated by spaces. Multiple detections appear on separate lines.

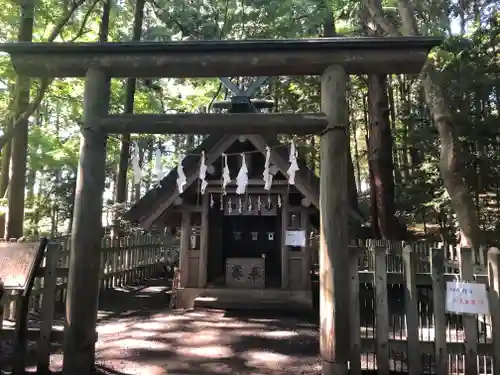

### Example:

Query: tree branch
xmin=0 ymin=0 xmax=93 ymax=153
xmin=70 ymin=0 xmax=101 ymax=42
xmin=0 ymin=78 xmax=53 ymax=152
xmin=397 ymin=0 xmax=420 ymax=36
xmin=361 ymin=0 xmax=400 ymax=36
xmin=47 ymin=0 xmax=87 ymax=42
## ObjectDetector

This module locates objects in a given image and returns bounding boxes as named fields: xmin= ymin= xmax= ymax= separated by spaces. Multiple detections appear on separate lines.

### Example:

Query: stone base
xmin=176 ymin=287 xmax=313 ymax=312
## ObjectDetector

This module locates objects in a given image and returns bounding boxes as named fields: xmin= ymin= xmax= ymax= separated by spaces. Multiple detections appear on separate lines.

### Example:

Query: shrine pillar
xmin=179 ymin=209 xmax=191 ymax=287
xmin=281 ymin=191 xmax=289 ymax=288
xmin=198 ymin=193 xmax=209 ymax=287
xmin=319 ymin=65 xmax=350 ymax=375
xmin=62 ymin=68 xmax=109 ymax=375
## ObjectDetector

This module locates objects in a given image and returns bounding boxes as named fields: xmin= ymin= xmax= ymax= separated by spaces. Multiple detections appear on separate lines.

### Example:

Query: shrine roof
xmin=0 ymin=37 xmax=442 ymax=77
xmin=125 ymin=134 xmax=364 ymax=229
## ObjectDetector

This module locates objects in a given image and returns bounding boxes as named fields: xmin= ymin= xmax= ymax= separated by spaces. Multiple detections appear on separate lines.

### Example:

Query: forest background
xmin=0 ymin=0 xmax=498 ymax=248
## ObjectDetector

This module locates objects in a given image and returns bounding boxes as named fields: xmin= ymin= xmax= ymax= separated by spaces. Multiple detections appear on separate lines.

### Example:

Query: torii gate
xmin=0 ymin=37 xmax=441 ymax=375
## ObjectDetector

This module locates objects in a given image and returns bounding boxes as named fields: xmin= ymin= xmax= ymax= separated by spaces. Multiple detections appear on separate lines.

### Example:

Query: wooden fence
xmin=0 ymin=233 xmax=180 ymax=324
xmin=2 ymin=235 xmax=499 ymax=374
xmin=348 ymin=241 xmax=500 ymax=375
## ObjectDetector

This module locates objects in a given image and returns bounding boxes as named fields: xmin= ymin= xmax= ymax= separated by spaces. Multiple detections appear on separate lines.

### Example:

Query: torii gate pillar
xmin=319 ymin=65 xmax=350 ymax=375
xmin=62 ymin=68 xmax=110 ymax=375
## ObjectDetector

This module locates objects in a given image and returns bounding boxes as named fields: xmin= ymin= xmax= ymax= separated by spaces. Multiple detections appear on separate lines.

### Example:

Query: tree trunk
xmin=397 ymin=0 xmax=482 ymax=248
xmin=5 ymin=0 xmax=35 ymax=239
xmin=398 ymin=76 xmax=411 ymax=181
xmin=388 ymin=80 xmax=402 ymax=187
xmin=362 ymin=0 xmax=400 ymax=239
xmin=0 ymin=119 xmax=13 ymax=238
xmin=367 ymin=73 xmax=399 ymax=239
xmin=134 ymin=143 xmax=144 ymax=202
xmin=114 ymin=0 xmax=145 ymax=236
xmin=364 ymin=94 xmax=381 ymax=238
xmin=352 ymin=119 xmax=361 ymax=192
xmin=144 ymin=139 xmax=154 ymax=192
xmin=423 ymin=65 xmax=481 ymax=247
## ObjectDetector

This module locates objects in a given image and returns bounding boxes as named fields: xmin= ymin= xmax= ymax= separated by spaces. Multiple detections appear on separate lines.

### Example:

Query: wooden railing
xmin=347 ymin=243 xmax=500 ymax=375
xmin=1 ymin=233 xmax=180 ymax=323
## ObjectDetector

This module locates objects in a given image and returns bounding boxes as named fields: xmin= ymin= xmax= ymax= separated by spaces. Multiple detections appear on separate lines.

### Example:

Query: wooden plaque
xmin=0 ymin=239 xmax=47 ymax=291
xmin=225 ymin=257 xmax=265 ymax=288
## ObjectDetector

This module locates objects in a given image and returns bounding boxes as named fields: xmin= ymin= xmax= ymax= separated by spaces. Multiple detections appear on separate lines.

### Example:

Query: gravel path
xmin=13 ymin=279 xmax=322 ymax=375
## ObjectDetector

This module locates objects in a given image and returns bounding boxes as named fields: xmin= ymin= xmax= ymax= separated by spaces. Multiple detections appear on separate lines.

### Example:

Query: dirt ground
xmin=15 ymin=279 xmax=322 ymax=375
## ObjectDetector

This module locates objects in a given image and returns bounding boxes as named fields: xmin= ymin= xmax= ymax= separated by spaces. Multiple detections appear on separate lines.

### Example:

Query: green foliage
xmin=0 ymin=0 xmax=499 ymax=240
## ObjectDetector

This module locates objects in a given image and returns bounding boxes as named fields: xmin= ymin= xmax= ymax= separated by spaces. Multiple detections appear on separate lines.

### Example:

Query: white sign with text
xmin=446 ymin=281 xmax=490 ymax=315
xmin=285 ymin=230 xmax=306 ymax=247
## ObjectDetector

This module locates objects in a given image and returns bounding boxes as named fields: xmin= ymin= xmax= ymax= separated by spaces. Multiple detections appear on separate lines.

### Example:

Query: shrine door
xmin=223 ymin=215 xmax=281 ymax=287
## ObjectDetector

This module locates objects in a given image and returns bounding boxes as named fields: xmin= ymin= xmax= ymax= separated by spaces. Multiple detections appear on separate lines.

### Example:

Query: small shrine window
xmin=289 ymin=212 xmax=301 ymax=228
xmin=191 ymin=212 xmax=201 ymax=226
xmin=190 ymin=235 xmax=197 ymax=249
xmin=251 ymin=232 xmax=259 ymax=241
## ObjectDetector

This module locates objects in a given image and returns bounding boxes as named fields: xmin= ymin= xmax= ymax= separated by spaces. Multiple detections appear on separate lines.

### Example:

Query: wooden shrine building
xmin=0 ymin=37 xmax=441 ymax=375
xmin=126 ymin=134 xmax=362 ymax=308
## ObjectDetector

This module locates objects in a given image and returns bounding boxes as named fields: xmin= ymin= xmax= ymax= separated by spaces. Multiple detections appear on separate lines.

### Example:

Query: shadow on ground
xmin=18 ymin=278 xmax=321 ymax=375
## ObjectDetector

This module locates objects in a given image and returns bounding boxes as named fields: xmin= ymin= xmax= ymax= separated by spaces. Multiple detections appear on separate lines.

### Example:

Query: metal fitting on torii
xmin=214 ymin=77 xmax=274 ymax=113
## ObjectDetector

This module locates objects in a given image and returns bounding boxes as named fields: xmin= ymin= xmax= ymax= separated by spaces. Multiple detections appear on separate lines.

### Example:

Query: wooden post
xmin=348 ymin=246 xmax=362 ymax=375
xmin=402 ymin=245 xmax=421 ymax=375
xmin=37 ymin=242 xmax=59 ymax=374
xmin=301 ymin=207 xmax=309 ymax=290
xmin=374 ymin=246 xmax=390 ymax=375
xmin=459 ymin=247 xmax=478 ymax=375
xmin=319 ymin=64 xmax=350 ymax=375
xmin=198 ymin=193 xmax=209 ymax=287
xmin=431 ymin=248 xmax=447 ymax=375
xmin=179 ymin=210 xmax=191 ymax=287
xmin=487 ymin=247 xmax=500 ymax=374
xmin=281 ymin=192 xmax=289 ymax=289
xmin=62 ymin=68 xmax=109 ymax=375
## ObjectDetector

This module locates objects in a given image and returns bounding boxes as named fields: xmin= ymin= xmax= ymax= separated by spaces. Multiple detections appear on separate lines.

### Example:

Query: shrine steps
xmin=177 ymin=287 xmax=313 ymax=313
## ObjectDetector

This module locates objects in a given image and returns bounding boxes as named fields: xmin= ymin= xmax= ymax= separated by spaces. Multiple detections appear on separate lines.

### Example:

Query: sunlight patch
xmin=176 ymin=345 xmax=234 ymax=359
xmin=259 ymin=330 xmax=299 ymax=339
xmin=153 ymin=314 xmax=192 ymax=322
xmin=141 ymin=286 xmax=168 ymax=293
xmin=176 ymin=329 xmax=223 ymax=345
xmin=133 ymin=321 xmax=166 ymax=330
xmin=112 ymin=338 xmax=170 ymax=350
xmin=96 ymin=360 xmax=165 ymax=375
xmin=129 ymin=329 xmax=159 ymax=338
xmin=242 ymin=350 xmax=292 ymax=368
xmin=97 ymin=323 xmax=128 ymax=334
xmin=191 ymin=321 xmax=263 ymax=329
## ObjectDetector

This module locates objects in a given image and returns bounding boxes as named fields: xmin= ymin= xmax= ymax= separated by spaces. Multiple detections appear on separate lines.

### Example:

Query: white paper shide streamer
xmin=222 ymin=153 xmax=231 ymax=195
xmin=154 ymin=148 xmax=164 ymax=186
xmin=236 ymin=153 xmax=248 ymax=195
xmin=287 ymin=141 xmax=300 ymax=185
xmin=131 ymin=141 xmax=143 ymax=184
xmin=262 ymin=146 xmax=273 ymax=191
xmin=199 ymin=151 xmax=208 ymax=195
xmin=176 ymin=159 xmax=187 ymax=194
